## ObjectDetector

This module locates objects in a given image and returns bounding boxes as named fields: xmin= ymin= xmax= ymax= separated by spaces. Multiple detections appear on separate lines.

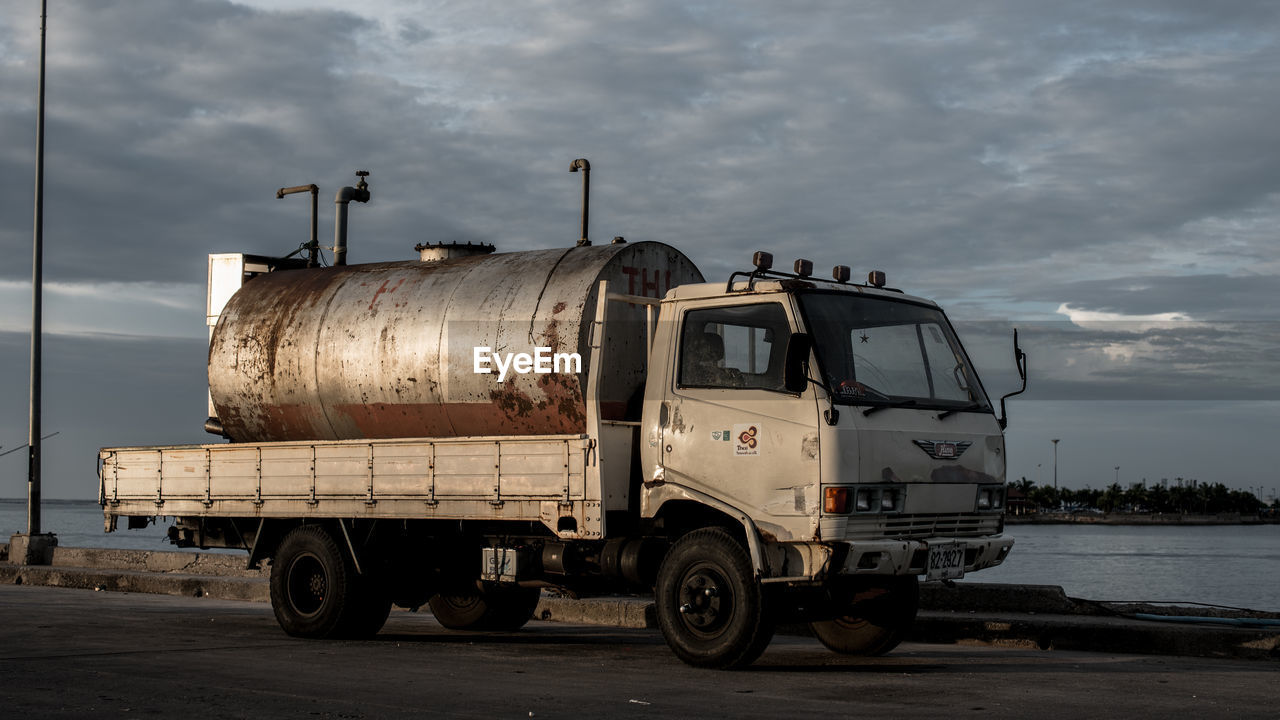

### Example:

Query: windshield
xmin=797 ymin=292 xmax=991 ymax=411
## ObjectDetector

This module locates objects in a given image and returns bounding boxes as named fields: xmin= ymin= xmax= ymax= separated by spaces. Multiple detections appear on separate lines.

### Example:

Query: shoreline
xmin=1007 ymin=511 xmax=1279 ymax=526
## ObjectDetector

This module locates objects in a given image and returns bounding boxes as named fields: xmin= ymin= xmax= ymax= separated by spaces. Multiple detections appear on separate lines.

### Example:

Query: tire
xmin=343 ymin=575 xmax=393 ymax=639
xmin=428 ymin=586 xmax=541 ymax=631
xmin=809 ymin=576 xmax=919 ymax=656
xmin=268 ymin=524 xmax=390 ymax=639
xmin=655 ymin=528 xmax=775 ymax=669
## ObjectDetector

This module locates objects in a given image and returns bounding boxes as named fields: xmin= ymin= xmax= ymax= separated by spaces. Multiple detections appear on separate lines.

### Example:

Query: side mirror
xmin=998 ymin=328 xmax=1028 ymax=429
xmin=783 ymin=332 xmax=813 ymax=394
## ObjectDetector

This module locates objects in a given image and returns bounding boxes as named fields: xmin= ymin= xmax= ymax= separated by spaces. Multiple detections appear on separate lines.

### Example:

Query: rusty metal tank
xmin=208 ymin=242 xmax=702 ymax=442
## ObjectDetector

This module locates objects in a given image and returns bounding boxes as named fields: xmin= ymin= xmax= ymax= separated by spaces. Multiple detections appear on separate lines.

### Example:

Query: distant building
xmin=1007 ymin=486 xmax=1034 ymax=516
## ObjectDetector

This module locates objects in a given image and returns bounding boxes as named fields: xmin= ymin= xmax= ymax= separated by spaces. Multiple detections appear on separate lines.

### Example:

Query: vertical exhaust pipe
xmin=570 ymin=158 xmax=590 ymax=247
xmin=334 ymin=170 xmax=370 ymax=266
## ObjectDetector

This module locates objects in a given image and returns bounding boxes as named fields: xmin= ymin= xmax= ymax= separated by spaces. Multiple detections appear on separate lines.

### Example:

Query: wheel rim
xmin=437 ymin=594 xmax=484 ymax=613
xmin=285 ymin=551 xmax=328 ymax=617
xmin=676 ymin=561 xmax=733 ymax=637
xmin=830 ymin=615 xmax=874 ymax=631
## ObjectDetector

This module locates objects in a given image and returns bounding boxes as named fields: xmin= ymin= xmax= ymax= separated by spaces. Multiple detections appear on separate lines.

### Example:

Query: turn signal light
xmin=824 ymin=487 xmax=852 ymax=514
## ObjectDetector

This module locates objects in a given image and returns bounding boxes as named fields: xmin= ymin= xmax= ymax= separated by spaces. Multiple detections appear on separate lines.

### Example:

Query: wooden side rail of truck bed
xmin=100 ymin=433 xmax=610 ymax=539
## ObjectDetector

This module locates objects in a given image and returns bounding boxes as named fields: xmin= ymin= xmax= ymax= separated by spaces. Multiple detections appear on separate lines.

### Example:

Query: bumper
xmin=760 ymin=534 xmax=1014 ymax=582
xmin=835 ymin=535 xmax=1014 ymax=577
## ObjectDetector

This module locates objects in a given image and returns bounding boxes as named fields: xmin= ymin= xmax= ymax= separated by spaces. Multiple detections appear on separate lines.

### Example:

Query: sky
xmin=1 ymin=0 xmax=1278 ymax=502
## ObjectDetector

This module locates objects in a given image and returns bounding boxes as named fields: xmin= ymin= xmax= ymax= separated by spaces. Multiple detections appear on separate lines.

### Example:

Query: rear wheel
xmin=810 ymin=576 xmax=919 ymax=656
xmin=655 ymin=528 xmax=775 ymax=669
xmin=428 ymin=586 xmax=541 ymax=631
xmin=269 ymin=524 xmax=390 ymax=639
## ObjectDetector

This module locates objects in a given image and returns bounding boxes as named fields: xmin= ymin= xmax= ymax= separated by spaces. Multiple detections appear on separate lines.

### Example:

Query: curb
xmin=48 ymin=546 xmax=265 ymax=578
xmin=0 ymin=563 xmax=267 ymax=603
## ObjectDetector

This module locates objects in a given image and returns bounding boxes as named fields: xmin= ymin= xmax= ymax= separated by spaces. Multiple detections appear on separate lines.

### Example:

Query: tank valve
xmin=333 ymin=170 xmax=371 ymax=266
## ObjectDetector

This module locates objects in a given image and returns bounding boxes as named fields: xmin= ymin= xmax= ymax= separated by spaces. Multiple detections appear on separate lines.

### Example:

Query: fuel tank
xmin=208 ymin=242 xmax=702 ymax=442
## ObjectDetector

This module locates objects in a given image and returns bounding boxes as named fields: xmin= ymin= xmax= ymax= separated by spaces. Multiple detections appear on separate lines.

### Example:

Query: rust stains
xmin=801 ymin=433 xmax=819 ymax=461
xmin=490 ymin=386 xmax=536 ymax=417
xmin=669 ymin=403 xmax=687 ymax=434
xmin=367 ymin=277 xmax=404 ymax=311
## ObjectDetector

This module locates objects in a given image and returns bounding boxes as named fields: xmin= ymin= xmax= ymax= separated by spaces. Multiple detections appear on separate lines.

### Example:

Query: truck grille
xmin=844 ymin=513 xmax=1000 ymax=540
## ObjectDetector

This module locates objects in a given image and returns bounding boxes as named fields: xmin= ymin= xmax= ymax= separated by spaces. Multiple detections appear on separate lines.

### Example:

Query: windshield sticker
xmin=733 ymin=423 xmax=761 ymax=456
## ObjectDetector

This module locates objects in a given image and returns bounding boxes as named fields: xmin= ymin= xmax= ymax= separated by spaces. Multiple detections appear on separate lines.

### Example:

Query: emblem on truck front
xmin=913 ymin=440 xmax=972 ymax=460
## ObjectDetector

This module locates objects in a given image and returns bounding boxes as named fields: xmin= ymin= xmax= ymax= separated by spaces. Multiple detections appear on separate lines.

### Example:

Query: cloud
xmin=954 ymin=318 xmax=1280 ymax=401
xmin=0 ymin=280 xmax=203 ymax=338
xmin=1026 ymin=275 xmax=1280 ymax=321
xmin=3 ymin=0 xmax=1278 ymax=298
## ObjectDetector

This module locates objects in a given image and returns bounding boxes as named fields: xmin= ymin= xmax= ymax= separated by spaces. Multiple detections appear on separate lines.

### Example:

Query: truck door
xmin=660 ymin=301 xmax=821 ymax=542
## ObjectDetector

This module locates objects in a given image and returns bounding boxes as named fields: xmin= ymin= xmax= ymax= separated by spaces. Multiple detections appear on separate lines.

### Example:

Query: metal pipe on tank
xmin=276 ymin=184 xmax=319 ymax=266
xmin=570 ymin=159 xmax=590 ymax=247
xmin=333 ymin=171 xmax=370 ymax=266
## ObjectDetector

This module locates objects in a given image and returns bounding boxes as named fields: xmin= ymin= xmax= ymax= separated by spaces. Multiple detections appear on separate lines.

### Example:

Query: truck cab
xmin=635 ymin=257 xmax=1016 ymax=666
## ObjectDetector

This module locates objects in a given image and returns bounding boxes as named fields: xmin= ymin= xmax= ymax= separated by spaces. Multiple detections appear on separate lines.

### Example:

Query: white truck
xmin=101 ymin=171 xmax=1024 ymax=668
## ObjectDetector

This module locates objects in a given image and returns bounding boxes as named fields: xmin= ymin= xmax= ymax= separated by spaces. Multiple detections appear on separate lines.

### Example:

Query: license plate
xmin=926 ymin=541 xmax=965 ymax=581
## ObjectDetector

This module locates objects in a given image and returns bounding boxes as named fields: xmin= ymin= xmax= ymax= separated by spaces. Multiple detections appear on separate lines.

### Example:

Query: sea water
xmin=4 ymin=499 xmax=1278 ymax=611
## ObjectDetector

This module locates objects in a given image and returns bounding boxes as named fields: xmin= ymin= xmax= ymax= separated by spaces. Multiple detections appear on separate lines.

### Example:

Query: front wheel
xmin=810 ymin=576 xmax=919 ymax=656
xmin=655 ymin=528 xmax=775 ymax=669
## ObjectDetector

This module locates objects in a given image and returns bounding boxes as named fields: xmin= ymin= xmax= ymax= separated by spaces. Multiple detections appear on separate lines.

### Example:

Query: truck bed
xmin=100 ymin=433 xmax=610 ymax=539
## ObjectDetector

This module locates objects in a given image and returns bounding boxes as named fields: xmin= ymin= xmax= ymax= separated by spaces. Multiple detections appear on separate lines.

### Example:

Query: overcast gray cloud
xmin=1 ymin=0 xmax=1278 ymax=498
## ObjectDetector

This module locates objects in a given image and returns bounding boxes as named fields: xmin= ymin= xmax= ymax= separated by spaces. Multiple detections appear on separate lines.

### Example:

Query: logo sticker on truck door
xmin=733 ymin=424 xmax=761 ymax=456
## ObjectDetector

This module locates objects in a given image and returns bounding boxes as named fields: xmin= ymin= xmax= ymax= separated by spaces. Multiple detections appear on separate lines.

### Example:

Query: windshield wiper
xmin=863 ymin=399 xmax=918 ymax=417
xmin=937 ymin=402 xmax=984 ymax=420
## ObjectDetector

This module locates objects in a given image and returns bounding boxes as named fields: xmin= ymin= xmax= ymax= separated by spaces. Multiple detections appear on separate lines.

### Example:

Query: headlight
xmin=844 ymin=486 xmax=904 ymax=513
xmin=880 ymin=490 xmax=897 ymax=511
xmin=976 ymin=485 xmax=1004 ymax=511
xmin=855 ymin=489 xmax=873 ymax=512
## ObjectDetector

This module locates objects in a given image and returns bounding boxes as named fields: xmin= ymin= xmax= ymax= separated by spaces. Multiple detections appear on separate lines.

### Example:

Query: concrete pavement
xmin=2 ymin=583 xmax=1276 ymax=719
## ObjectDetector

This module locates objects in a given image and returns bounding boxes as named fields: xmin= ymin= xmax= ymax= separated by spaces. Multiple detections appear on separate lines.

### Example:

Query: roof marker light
xmin=794 ymin=258 xmax=813 ymax=277
xmin=868 ymin=270 xmax=886 ymax=288
xmin=753 ymin=251 xmax=774 ymax=271
xmin=833 ymin=265 xmax=851 ymax=283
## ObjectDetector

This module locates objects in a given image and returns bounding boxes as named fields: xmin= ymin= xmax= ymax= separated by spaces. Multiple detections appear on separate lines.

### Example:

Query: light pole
xmin=1052 ymin=439 xmax=1060 ymax=490
xmin=1115 ymin=466 xmax=1120 ymax=486
xmin=11 ymin=0 xmax=57 ymax=566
